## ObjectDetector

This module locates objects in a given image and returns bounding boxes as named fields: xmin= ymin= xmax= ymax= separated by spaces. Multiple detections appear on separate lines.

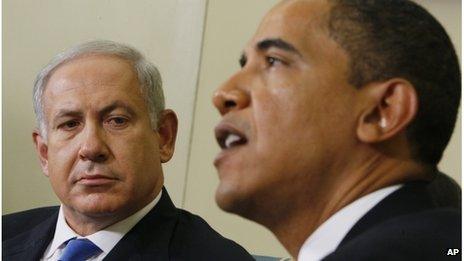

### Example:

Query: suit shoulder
xmin=170 ymin=208 xmax=254 ymax=261
xmin=325 ymin=208 xmax=461 ymax=260
xmin=3 ymin=206 xmax=59 ymax=240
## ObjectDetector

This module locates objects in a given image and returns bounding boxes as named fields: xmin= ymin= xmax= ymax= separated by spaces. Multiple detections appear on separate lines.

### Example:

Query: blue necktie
xmin=59 ymin=238 xmax=102 ymax=261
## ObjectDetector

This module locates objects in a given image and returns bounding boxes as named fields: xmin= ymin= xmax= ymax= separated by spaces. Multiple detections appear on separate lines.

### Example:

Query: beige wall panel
xmin=3 ymin=0 xmax=206 ymax=213
xmin=186 ymin=0 xmax=461 ymax=257
xmin=417 ymin=0 xmax=462 ymax=184
xmin=185 ymin=0 xmax=288 ymax=257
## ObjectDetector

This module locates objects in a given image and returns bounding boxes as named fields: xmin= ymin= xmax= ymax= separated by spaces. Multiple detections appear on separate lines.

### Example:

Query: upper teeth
xmin=225 ymin=134 xmax=241 ymax=148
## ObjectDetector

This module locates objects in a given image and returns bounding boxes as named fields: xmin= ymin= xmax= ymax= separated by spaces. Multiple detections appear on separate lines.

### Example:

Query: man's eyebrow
xmin=256 ymin=38 xmax=302 ymax=57
xmin=99 ymin=101 xmax=136 ymax=117
xmin=52 ymin=109 xmax=82 ymax=122
xmin=51 ymin=101 xmax=136 ymax=122
xmin=239 ymin=53 xmax=247 ymax=67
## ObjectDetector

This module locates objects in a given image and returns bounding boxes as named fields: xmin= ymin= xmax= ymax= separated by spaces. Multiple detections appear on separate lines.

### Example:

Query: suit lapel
xmin=338 ymin=181 xmax=437 ymax=247
xmin=104 ymin=187 xmax=179 ymax=260
xmin=4 ymin=188 xmax=181 ymax=260
xmin=3 ymin=210 xmax=58 ymax=261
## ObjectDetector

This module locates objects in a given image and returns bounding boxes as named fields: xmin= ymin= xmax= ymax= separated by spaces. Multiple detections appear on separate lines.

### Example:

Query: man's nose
xmin=78 ymin=125 xmax=109 ymax=163
xmin=212 ymin=76 xmax=250 ymax=115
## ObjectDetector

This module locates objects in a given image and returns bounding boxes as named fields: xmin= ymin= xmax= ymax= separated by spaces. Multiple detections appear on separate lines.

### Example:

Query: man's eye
xmin=266 ymin=56 xmax=283 ymax=66
xmin=106 ymin=117 xmax=129 ymax=128
xmin=239 ymin=56 xmax=247 ymax=68
xmin=59 ymin=120 xmax=80 ymax=131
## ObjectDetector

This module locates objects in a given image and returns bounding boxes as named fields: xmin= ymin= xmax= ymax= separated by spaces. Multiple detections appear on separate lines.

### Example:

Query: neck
xmin=62 ymin=186 xmax=162 ymax=236
xmin=268 ymin=157 xmax=428 ymax=258
xmin=63 ymin=210 xmax=122 ymax=236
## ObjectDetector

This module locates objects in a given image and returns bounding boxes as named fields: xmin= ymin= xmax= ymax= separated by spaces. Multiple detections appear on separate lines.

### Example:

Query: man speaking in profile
xmin=212 ymin=0 xmax=461 ymax=260
xmin=3 ymin=40 xmax=253 ymax=261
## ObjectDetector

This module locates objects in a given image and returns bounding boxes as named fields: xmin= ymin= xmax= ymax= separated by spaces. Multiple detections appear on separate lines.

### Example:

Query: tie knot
xmin=59 ymin=238 xmax=102 ymax=261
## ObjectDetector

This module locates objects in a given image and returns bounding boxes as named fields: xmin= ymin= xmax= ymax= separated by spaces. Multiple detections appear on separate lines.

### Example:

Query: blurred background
xmin=3 ymin=0 xmax=460 ymax=257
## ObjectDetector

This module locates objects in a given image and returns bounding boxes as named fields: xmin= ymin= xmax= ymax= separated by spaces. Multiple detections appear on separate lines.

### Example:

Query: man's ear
xmin=357 ymin=79 xmax=418 ymax=143
xmin=156 ymin=109 xmax=178 ymax=163
xmin=32 ymin=129 xmax=49 ymax=177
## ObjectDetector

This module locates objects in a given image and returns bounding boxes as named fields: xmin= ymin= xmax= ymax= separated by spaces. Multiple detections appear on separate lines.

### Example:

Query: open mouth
xmin=215 ymin=124 xmax=248 ymax=150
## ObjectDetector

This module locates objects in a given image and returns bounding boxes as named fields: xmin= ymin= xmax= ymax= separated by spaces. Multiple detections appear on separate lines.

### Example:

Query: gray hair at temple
xmin=32 ymin=40 xmax=165 ymax=139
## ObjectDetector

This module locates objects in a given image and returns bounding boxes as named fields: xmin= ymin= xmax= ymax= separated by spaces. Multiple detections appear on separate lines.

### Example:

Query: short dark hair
xmin=328 ymin=0 xmax=461 ymax=165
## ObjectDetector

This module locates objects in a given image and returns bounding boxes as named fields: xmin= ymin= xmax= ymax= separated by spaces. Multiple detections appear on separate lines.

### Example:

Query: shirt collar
xmin=45 ymin=207 xmax=80 ymax=259
xmin=88 ymin=191 xmax=162 ymax=253
xmin=45 ymin=190 xmax=162 ymax=258
xmin=297 ymin=184 xmax=402 ymax=261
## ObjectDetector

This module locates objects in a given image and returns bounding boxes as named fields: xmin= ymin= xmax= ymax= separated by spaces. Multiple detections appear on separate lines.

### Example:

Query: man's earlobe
xmin=357 ymin=79 xmax=418 ymax=143
xmin=32 ymin=130 xmax=49 ymax=176
xmin=156 ymin=109 xmax=178 ymax=163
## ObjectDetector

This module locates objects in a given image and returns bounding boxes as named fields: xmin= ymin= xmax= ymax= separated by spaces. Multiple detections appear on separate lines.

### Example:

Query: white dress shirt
xmin=42 ymin=191 xmax=162 ymax=261
xmin=297 ymin=184 xmax=402 ymax=261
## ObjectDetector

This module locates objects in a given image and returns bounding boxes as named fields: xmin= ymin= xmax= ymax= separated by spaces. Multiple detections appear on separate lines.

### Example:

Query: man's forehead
xmin=42 ymin=55 xmax=144 ymax=115
xmin=245 ymin=0 xmax=332 ymax=55
xmin=45 ymin=56 xmax=137 ymax=95
xmin=263 ymin=0 xmax=330 ymax=28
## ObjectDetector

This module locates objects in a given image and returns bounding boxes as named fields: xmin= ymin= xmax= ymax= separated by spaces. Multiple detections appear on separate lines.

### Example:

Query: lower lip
xmin=214 ymin=144 xmax=246 ymax=167
xmin=77 ymin=178 xmax=116 ymax=186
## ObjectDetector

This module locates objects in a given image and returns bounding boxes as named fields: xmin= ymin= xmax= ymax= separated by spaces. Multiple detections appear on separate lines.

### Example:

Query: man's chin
xmin=69 ymin=205 xmax=119 ymax=218
xmin=65 ymin=198 xmax=127 ymax=219
xmin=215 ymin=189 xmax=236 ymax=213
xmin=215 ymin=184 xmax=253 ymax=217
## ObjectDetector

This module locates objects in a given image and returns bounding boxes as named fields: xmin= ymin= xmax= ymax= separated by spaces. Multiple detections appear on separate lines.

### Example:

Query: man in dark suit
xmin=3 ymin=40 xmax=253 ymax=261
xmin=212 ymin=0 xmax=461 ymax=260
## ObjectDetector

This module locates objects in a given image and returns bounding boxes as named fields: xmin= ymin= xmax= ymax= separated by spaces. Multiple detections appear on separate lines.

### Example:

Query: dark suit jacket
xmin=3 ymin=188 xmax=254 ymax=261
xmin=324 ymin=174 xmax=461 ymax=261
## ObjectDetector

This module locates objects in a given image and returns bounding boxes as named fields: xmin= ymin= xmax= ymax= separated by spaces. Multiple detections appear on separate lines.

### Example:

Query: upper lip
xmin=77 ymin=174 xmax=116 ymax=181
xmin=214 ymin=121 xmax=248 ymax=149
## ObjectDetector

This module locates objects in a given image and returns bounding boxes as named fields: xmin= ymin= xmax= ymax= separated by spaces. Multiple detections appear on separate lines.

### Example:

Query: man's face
xmin=213 ymin=0 xmax=360 ymax=218
xmin=34 ymin=55 xmax=174 ymax=220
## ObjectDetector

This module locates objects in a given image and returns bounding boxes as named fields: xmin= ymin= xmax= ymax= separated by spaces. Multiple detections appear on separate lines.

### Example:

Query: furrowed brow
xmin=256 ymin=38 xmax=301 ymax=57
xmin=51 ymin=109 xmax=83 ymax=125
xmin=53 ymin=109 xmax=82 ymax=120
xmin=99 ymin=101 xmax=136 ymax=117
